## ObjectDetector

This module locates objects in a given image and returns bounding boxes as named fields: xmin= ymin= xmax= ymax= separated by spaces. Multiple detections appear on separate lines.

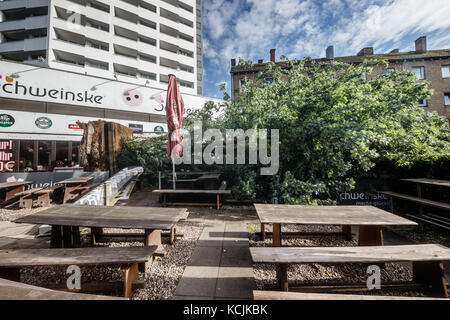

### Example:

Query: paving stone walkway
xmin=173 ymin=215 xmax=255 ymax=300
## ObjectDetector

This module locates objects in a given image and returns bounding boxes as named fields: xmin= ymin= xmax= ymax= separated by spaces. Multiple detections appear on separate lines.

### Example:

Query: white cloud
xmin=202 ymin=0 xmax=450 ymax=95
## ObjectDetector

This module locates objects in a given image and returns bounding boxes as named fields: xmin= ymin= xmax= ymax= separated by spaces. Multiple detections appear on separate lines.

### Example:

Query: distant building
xmin=0 ymin=0 xmax=204 ymax=95
xmin=230 ymin=36 xmax=450 ymax=120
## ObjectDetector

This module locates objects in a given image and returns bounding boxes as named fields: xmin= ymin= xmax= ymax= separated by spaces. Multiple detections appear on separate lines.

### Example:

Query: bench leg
xmin=276 ymin=264 xmax=289 ymax=292
xmin=342 ymin=225 xmax=353 ymax=241
xmin=123 ymin=262 xmax=139 ymax=299
xmin=358 ymin=226 xmax=383 ymax=246
xmin=413 ymin=261 xmax=448 ymax=298
xmin=72 ymin=226 xmax=81 ymax=247
xmin=272 ymin=223 xmax=282 ymax=247
xmin=0 ymin=267 xmax=20 ymax=282
xmin=51 ymin=225 xmax=63 ymax=248
xmin=170 ymin=225 xmax=176 ymax=245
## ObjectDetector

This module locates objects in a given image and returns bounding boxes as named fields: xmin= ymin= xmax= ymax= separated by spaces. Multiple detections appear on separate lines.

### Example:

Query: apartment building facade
xmin=230 ymin=37 xmax=450 ymax=120
xmin=0 ymin=0 xmax=204 ymax=95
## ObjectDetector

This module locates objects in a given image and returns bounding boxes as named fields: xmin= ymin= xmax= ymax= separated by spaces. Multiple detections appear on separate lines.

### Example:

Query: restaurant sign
xmin=0 ymin=140 xmax=15 ymax=172
xmin=0 ymin=114 xmax=14 ymax=128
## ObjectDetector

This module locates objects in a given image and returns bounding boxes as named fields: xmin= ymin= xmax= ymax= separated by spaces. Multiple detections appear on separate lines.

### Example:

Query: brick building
xmin=230 ymin=36 xmax=450 ymax=120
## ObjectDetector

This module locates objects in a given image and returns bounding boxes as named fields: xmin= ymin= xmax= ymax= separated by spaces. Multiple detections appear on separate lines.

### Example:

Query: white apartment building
xmin=0 ymin=0 xmax=204 ymax=95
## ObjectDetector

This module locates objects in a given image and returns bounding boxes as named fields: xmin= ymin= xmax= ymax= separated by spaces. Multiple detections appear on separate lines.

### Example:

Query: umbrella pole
xmin=172 ymin=155 xmax=176 ymax=190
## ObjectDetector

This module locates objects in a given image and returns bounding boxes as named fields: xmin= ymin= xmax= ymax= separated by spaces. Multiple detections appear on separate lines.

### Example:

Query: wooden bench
xmin=380 ymin=191 xmax=450 ymax=229
xmin=250 ymin=244 xmax=450 ymax=297
xmin=253 ymin=290 xmax=447 ymax=300
xmin=153 ymin=188 xmax=231 ymax=209
xmin=0 ymin=278 xmax=126 ymax=300
xmin=16 ymin=185 xmax=64 ymax=209
xmin=0 ymin=246 xmax=157 ymax=298
xmin=380 ymin=191 xmax=450 ymax=211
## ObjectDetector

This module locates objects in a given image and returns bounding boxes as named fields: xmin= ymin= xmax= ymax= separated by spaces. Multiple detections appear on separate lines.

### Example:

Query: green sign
xmin=0 ymin=114 xmax=14 ymax=127
xmin=154 ymin=126 xmax=164 ymax=135
xmin=35 ymin=117 xmax=52 ymax=129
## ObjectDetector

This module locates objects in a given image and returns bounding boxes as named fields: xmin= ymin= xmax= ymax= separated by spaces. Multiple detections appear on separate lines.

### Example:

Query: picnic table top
xmin=56 ymin=176 xmax=93 ymax=184
xmin=401 ymin=178 xmax=450 ymax=187
xmin=0 ymin=181 xmax=33 ymax=189
xmin=254 ymin=204 xmax=417 ymax=226
xmin=13 ymin=205 xmax=188 ymax=230
xmin=0 ymin=278 xmax=126 ymax=300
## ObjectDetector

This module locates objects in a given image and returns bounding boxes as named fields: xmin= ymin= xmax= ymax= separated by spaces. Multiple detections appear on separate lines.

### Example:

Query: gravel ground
xmin=1 ymin=206 xmax=204 ymax=300
xmin=248 ymin=224 xmax=425 ymax=297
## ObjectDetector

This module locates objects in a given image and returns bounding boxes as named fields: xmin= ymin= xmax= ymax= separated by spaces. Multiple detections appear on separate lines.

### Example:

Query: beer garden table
xmin=13 ymin=205 xmax=188 ymax=252
xmin=254 ymin=204 xmax=417 ymax=247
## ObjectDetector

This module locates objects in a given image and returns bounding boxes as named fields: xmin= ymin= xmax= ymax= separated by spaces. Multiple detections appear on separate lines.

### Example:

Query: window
xmin=412 ymin=67 xmax=425 ymax=80
xmin=139 ymin=72 xmax=156 ymax=80
xmin=442 ymin=66 xmax=450 ymax=78
xmin=445 ymin=93 xmax=450 ymax=106
xmin=418 ymin=99 xmax=427 ymax=107
xmin=139 ymin=54 xmax=156 ymax=64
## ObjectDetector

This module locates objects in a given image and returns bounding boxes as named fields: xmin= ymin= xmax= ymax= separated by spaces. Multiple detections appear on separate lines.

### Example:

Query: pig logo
xmin=122 ymin=89 xmax=143 ymax=107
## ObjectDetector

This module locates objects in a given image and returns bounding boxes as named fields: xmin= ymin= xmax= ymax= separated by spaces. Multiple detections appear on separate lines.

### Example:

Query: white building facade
xmin=0 ymin=0 xmax=204 ymax=95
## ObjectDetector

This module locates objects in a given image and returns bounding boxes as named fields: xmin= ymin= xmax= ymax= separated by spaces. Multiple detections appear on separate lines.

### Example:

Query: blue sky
xmin=201 ymin=0 xmax=450 ymax=98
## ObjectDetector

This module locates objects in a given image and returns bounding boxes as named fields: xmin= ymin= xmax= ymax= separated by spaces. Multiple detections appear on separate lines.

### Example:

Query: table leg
xmin=51 ymin=225 xmax=63 ymax=248
xmin=62 ymin=226 xmax=73 ymax=248
xmin=216 ymin=194 xmax=220 ymax=210
xmin=19 ymin=195 xmax=33 ymax=209
xmin=413 ymin=261 xmax=448 ymax=298
xmin=145 ymin=229 xmax=163 ymax=251
xmin=277 ymin=264 xmax=289 ymax=292
xmin=260 ymin=223 xmax=266 ymax=241
xmin=0 ymin=267 xmax=20 ymax=282
xmin=272 ymin=223 xmax=282 ymax=247
xmin=358 ymin=226 xmax=383 ymax=246
xmin=417 ymin=183 xmax=423 ymax=214
xmin=72 ymin=227 xmax=81 ymax=247
xmin=342 ymin=225 xmax=353 ymax=241
xmin=6 ymin=185 xmax=24 ymax=201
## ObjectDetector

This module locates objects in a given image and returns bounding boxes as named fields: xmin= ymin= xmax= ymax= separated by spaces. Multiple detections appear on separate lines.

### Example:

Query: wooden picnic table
xmin=401 ymin=178 xmax=450 ymax=188
xmin=57 ymin=176 xmax=93 ymax=203
xmin=0 ymin=181 xmax=33 ymax=206
xmin=254 ymin=204 xmax=417 ymax=247
xmin=13 ymin=205 xmax=188 ymax=251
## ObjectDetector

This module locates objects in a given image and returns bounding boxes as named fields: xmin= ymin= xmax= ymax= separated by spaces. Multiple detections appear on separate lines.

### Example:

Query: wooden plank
xmin=0 ymin=246 xmax=158 ymax=267
xmin=0 ymin=278 xmax=126 ymax=300
xmin=380 ymin=191 xmax=450 ymax=211
xmin=14 ymin=187 xmax=44 ymax=196
xmin=252 ymin=290 xmax=447 ymax=300
xmin=254 ymin=204 xmax=417 ymax=226
xmin=13 ymin=205 xmax=188 ymax=230
xmin=56 ymin=177 xmax=93 ymax=184
xmin=0 ymin=181 xmax=33 ymax=189
xmin=250 ymin=244 xmax=450 ymax=264
xmin=401 ymin=178 xmax=450 ymax=188
xmin=153 ymin=189 xmax=231 ymax=195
